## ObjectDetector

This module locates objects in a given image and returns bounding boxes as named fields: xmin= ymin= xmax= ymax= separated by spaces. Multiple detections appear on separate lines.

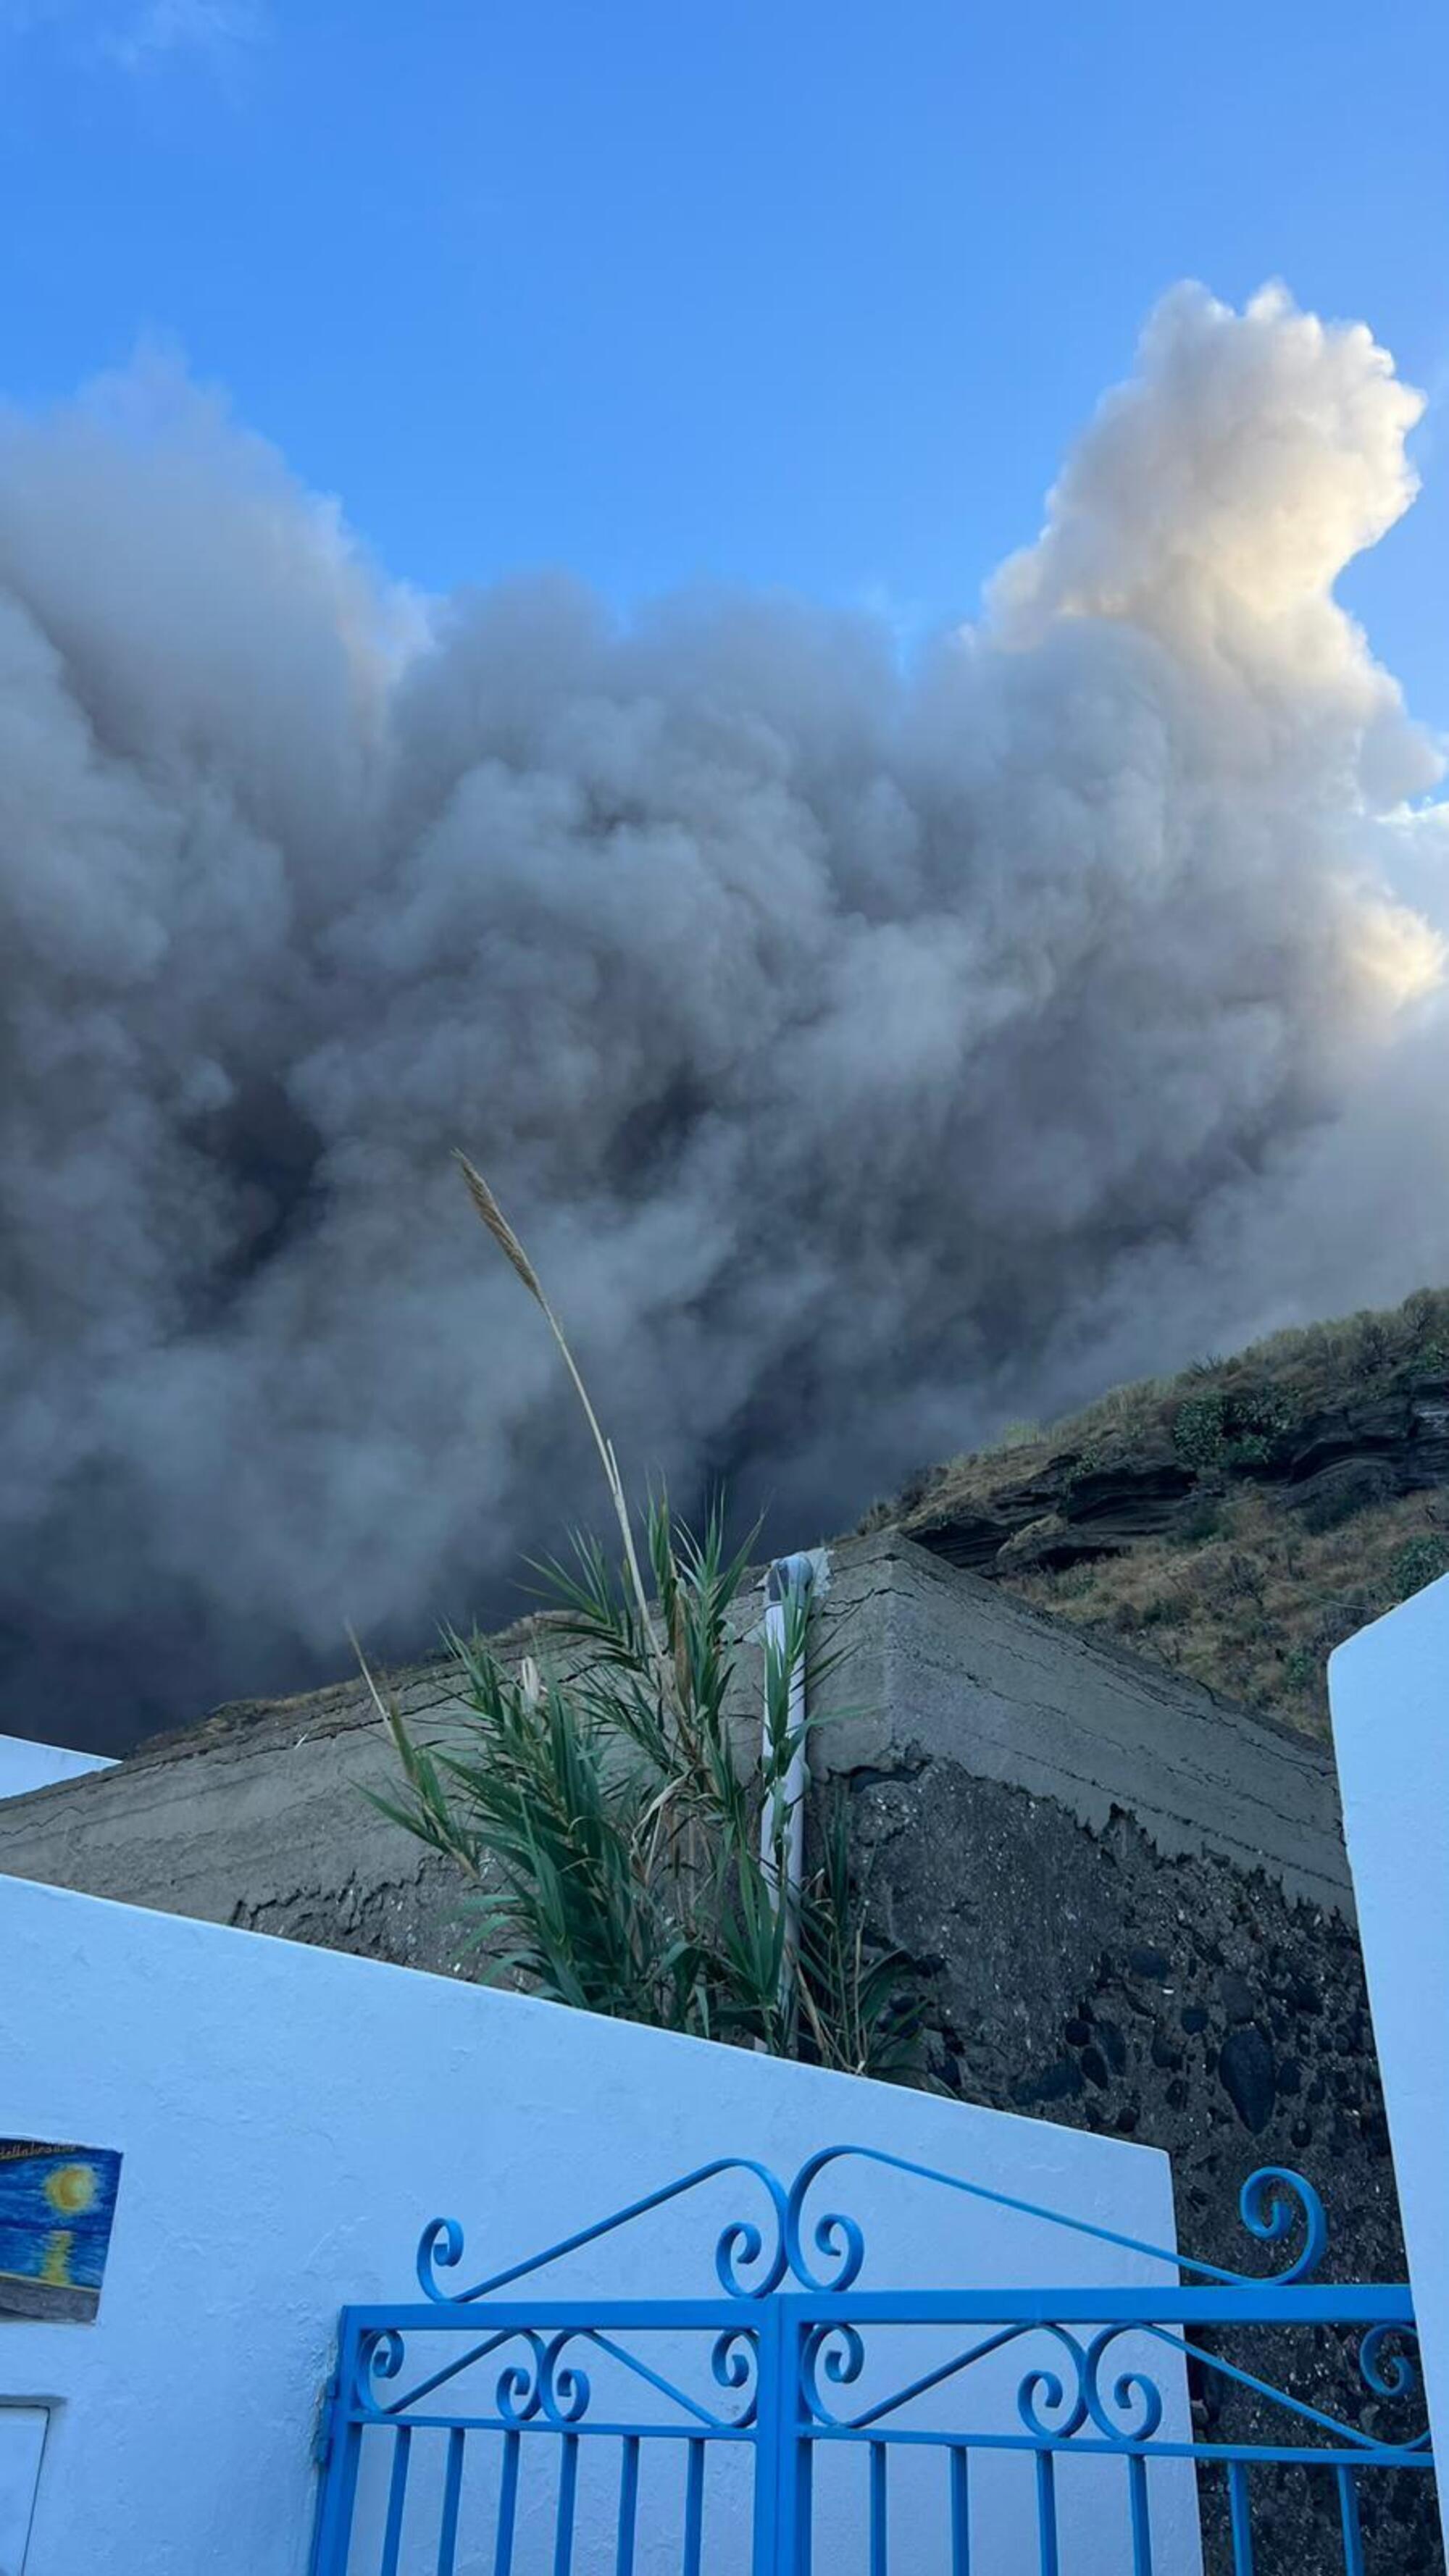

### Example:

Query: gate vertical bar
xmin=1226 ymin=2462 xmax=1256 ymax=2575
xmin=682 ymin=2440 xmax=705 ymax=2576
xmin=751 ymin=2304 xmax=782 ymax=2576
xmin=949 ymin=2446 xmax=970 ymax=2575
xmin=1337 ymin=2468 xmax=1366 ymax=2576
xmin=554 ymin=2435 xmax=580 ymax=2576
xmin=792 ymin=2443 xmax=813 ymax=2576
xmin=1126 ymin=2454 xmax=1153 ymax=2576
xmin=1035 ymin=2452 xmax=1059 ymax=2576
xmin=379 ymin=2427 xmax=412 ymax=2576
xmin=769 ymin=2301 xmax=811 ymax=2576
xmin=616 ymin=2437 xmax=640 ymax=2576
xmin=869 ymin=2443 xmax=888 ymax=2576
xmin=436 ymin=2425 xmax=465 ymax=2576
xmin=495 ymin=2429 xmax=521 ymax=2576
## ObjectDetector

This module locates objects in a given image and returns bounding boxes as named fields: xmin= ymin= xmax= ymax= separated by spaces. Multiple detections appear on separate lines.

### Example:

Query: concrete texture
xmin=0 ymin=1534 xmax=1350 ymax=1960
xmin=0 ymin=1653 xmax=472 ymax=1970
xmin=817 ymin=1537 xmax=1352 ymax=1912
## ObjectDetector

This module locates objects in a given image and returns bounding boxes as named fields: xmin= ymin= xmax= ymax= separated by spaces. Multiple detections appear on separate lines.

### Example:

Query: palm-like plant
xmin=363 ymin=1165 xmax=930 ymax=2080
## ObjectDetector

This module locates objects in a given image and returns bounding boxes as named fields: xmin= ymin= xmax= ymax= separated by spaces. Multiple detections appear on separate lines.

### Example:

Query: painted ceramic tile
xmin=0 ymin=2140 xmax=122 ymax=2322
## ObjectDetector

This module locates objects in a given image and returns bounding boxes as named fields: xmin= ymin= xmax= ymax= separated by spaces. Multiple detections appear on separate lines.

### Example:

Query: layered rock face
xmin=906 ymin=1373 xmax=1449 ymax=1577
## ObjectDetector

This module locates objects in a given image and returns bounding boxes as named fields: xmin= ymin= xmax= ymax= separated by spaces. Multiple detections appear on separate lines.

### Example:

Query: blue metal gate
xmin=309 ymin=2147 xmax=1437 ymax=2575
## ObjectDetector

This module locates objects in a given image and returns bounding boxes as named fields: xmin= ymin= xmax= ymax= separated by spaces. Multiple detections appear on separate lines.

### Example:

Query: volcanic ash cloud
xmin=1 ymin=284 xmax=1445 ymax=1745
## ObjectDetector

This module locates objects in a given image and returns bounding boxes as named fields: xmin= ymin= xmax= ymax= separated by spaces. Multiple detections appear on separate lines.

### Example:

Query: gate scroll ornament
xmin=310 ymin=2146 xmax=1435 ymax=2576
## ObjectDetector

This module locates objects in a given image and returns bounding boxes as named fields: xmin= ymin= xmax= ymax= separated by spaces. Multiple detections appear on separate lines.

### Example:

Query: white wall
xmin=1331 ymin=1579 xmax=1449 ymax=2559
xmin=0 ymin=1875 xmax=1198 ymax=2576
xmin=0 ymin=1736 xmax=112 ymax=1802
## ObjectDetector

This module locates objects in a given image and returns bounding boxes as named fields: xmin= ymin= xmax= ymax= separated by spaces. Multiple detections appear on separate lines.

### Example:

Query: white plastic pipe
xmin=761 ymin=1553 xmax=816 ymax=1952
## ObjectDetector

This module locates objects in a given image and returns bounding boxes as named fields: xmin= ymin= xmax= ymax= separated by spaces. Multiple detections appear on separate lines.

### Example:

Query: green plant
xmin=1221 ymin=1431 xmax=1272 ymax=1468
xmin=365 ymin=1162 xmax=930 ymax=2081
xmin=1048 ymin=1563 xmax=1098 ymax=1601
xmin=1401 ymin=1287 xmax=1439 ymax=1343
xmin=1060 ymin=1439 xmax=1108 ymax=1498
xmin=1171 ymin=1384 xmax=1300 ymax=1476
xmin=1351 ymin=1313 xmax=1392 ymax=1379
xmin=1171 ymin=1389 xmax=1229 ymax=1470
xmin=1390 ymin=1535 xmax=1449 ymax=1604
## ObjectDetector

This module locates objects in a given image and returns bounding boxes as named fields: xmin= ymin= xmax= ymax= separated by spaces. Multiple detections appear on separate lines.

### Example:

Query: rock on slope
xmin=869 ymin=1285 xmax=1449 ymax=1734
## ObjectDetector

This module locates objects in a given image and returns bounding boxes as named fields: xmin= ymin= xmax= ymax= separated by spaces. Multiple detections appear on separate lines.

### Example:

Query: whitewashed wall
xmin=1331 ymin=1581 xmax=1449 ymax=2559
xmin=0 ymin=1734 xmax=112 ymax=1800
xmin=0 ymin=1875 xmax=1198 ymax=2575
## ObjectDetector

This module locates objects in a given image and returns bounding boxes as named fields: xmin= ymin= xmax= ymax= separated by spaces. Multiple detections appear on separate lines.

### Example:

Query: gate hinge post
xmin=312 ymin=2372 xmax=340 ymax=2469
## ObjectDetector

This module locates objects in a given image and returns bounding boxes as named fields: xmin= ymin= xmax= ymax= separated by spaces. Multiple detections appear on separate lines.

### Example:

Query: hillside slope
xmin=868 ymin=1287 xmax=1449 ymax=1736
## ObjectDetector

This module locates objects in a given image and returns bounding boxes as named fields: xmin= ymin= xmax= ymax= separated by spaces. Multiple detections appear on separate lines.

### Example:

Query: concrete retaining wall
xmin=0 ymin=1533 xmax=1350 ymax=1957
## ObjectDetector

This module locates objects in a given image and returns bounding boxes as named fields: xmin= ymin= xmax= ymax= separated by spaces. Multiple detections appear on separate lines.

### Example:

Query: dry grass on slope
xmin=867 ymin=1287 xmax=1449 ymax=1737
xmin=1006 ymin=1486 xmax=1449 ymax=1731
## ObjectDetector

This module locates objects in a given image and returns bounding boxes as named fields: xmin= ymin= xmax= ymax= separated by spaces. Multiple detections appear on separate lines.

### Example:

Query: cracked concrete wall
xmin=0 ymin=1532 xmax=1350 ymax=1965
xmin=0 ymin=1653 xmax=474 ymax=1971
xmin=813 ymin=1537 xmax=1352 ymax=1910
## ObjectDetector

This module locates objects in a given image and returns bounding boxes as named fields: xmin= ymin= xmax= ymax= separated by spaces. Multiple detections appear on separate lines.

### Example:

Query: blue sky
xmin=2 ymin=0 xmax=1445 ymax=722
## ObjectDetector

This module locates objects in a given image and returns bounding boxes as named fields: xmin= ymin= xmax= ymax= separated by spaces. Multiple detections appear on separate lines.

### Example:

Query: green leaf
xmin=365 ymin=1481 xmax=933 ymax=2076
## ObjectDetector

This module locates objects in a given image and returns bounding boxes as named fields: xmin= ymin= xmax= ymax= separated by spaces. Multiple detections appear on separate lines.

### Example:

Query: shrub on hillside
xmin=1390 ymin=1534 xmax=1449 ymax=1603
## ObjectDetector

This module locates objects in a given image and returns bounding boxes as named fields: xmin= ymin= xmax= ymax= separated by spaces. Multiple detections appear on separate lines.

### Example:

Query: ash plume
xmin=3 ymin=285 xmax=1446 ymax=1750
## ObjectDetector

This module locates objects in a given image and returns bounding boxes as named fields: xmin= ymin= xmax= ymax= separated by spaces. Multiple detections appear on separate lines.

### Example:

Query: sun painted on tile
xmin=0 ymin=2141 xmax=122 ymax=2323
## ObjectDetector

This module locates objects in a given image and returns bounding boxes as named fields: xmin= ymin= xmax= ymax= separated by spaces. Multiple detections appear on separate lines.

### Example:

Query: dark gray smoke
xmin=4 ymin=284 xmax=1447 ymax=1750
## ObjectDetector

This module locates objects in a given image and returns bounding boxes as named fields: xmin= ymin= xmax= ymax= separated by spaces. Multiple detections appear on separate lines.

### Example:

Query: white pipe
xmin=761 ymin=1552 xmax=816 ymax=1967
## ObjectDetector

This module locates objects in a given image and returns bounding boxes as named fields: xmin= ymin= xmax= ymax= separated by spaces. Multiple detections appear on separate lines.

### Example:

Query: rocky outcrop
xmin=908 ymin=1375 xmax=1449 ymax=1577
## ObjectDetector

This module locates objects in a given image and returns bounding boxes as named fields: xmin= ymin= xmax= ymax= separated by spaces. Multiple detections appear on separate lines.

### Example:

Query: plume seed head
xmin=454 ymin=1151 xmax=545 ymax=1306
